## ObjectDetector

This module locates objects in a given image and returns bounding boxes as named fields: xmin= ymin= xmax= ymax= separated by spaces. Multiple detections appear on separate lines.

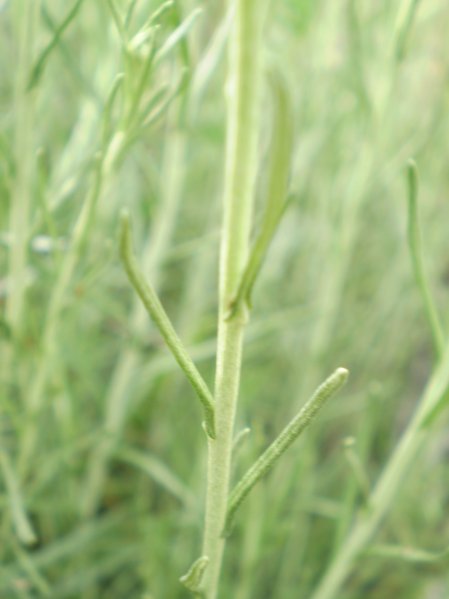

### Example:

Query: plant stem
xmin=311 ymin=341 xmax=449 ymax=599
xmin=201 ymin=1 xmax=267 ymax=597
xmin=7 ymin=0 xmax=39 ymax=337
xmin=18 ymin=156 xmax=105 ymax=475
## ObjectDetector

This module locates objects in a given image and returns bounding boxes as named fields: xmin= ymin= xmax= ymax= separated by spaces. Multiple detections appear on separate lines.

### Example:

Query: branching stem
xmin=200 ymin=0 xmax=268 ymax=596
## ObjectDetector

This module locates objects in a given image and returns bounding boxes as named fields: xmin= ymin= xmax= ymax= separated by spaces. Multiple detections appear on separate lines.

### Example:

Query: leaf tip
xmin=335 ymin=367 xmax=349 ymax=383
xmin=119 ymin=208 xmax=130 ymax=225
xmin=406 ymin=159 xmax=418 ymax=198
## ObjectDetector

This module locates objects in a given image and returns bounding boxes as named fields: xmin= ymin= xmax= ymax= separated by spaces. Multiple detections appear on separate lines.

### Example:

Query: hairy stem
xmin=201 ymin=1 xmax=268 ymax=597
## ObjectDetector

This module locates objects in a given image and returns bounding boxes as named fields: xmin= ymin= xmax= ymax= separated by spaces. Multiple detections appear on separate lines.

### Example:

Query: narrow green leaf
xmin=422 ymin=384 xmax=449 ymax=428
xmin=0 ymin=450 xmax=37 ymax=545
xmin=119 ymin=212 xmax=216 ymax=438
xmin=124 ymin=28 xmax=158 ymax=128
xmin=105 ymin=0 xmax=127 ymax=42
xmin=125 ymin=1 xmax=174 ymax=56
xmin=101 ymin=73 xmax=125 ymax=147
xmin=141 ymin=67 xmax=190 ymax=128
xmin=223 ymin=368 xmax=349 ymax=535
xmin=138 ymin=0 xmax=174 ymax=30
xmin=406 ymin=159 xmax=445 ymax=360
xmin=11 ymin=541 xmax=51 ymax=597
xmin=395 ymin=0 xmax=422 ymax=61
xmin=342 ymin=437 xmax=371 ymax=504
xmin=0 ymin=316 xmax=12 ymax=340
xmin=127 ymin=25 xmax=157 ymax=56
xmin=228 ymin=70 xmax=294 ymax=318
xmin=28 ymin=0 xmax=86 ymax=89
xmin=367 ymin=542 xmax=449 ymax=564
xmin=40 ymin=3 xmax=98 ymax=99
xmin=154 ymin=7 xmax=203 ymax=64
xmin=124 ymin=0 xmax=139 ymax=29
xmin=114 ymin=445 xmax=196 ymax=509
xmin=189 ymin=5 xmax=232 ymax=111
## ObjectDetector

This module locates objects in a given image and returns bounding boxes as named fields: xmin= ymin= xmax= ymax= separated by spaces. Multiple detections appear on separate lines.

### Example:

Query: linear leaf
xmin=119 ymin=212 xmax=216 ymax=438
xmin=223 ymin=368 xmax=349 ymax=535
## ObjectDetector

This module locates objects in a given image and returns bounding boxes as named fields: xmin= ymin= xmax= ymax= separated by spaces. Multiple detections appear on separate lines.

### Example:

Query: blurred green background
xmin=1 ymin=0 xmax=449 ymax=597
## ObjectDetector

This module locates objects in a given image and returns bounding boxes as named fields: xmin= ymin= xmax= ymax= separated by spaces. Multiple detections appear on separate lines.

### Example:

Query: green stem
xmin=18 ymin=156 xmax=105 ymax=475
xmin=311 ymin=342 xmax=449 ymax=599
xmin=201 ymin=1 xmax=268 ymax=597
xmin=0 ymin=449 xmax=37 ymax=545
xmin=81 ymin=117 xmax=185 ymax=518
xmin=7 ymin=0 xmax=39 ymax=337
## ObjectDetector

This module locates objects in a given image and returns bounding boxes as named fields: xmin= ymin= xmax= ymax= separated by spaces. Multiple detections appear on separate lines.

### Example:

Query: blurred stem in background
xmin=6 ymin=0 xmax=39 ymax=344
xmin=274 ymin=1 xmax=430 ymax=590
xmin=81 ymin=101 xmax=186 ymax=518
xmin=17 ymin=147 xmax=108 ymax=477
xmin=13 ymin=0 xmax=195 ymax=484
xmin=311 ymin=342 xmax=449 ymax=599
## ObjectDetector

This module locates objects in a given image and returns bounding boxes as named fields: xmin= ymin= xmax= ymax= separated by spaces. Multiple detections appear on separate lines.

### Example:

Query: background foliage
xmin=1 ymin=0 xmax=449 ymax=597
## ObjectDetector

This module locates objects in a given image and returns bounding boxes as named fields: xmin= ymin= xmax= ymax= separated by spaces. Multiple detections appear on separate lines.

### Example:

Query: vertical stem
xmin=18 ymin=158 xmax=104 ymax=476
xmin=81 ymin=113 xmax=185 ymax=517
xmin=7 ymin=0 xmax=40 ymax=336
xmin=201 ymin=1 xmax=267 ymax=597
